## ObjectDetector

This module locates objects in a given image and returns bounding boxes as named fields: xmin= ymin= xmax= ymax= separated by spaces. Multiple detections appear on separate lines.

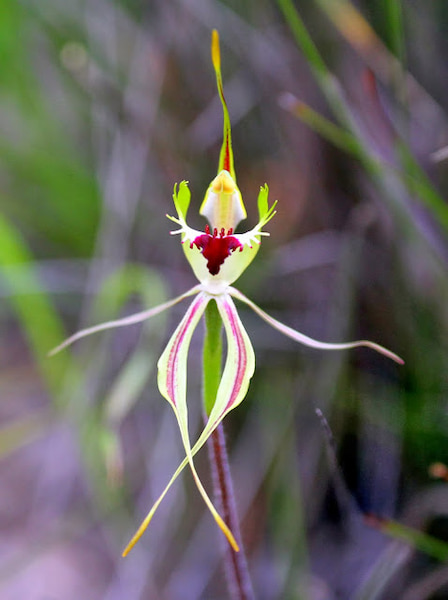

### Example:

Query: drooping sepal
xmin=168 ymin=293 xmax=256 ymax=470
xmin=122 ymin=291 xmax=255 ymax=555
xmin=156 ymin=292 xmax=239 ymax=551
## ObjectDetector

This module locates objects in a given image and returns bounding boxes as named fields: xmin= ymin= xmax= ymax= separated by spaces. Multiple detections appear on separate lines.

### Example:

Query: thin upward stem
xmin=203 ymin=300 xmax=254 ymax=600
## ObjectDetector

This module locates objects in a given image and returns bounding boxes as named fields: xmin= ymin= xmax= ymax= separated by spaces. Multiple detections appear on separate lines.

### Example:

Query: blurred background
xmin=1 ymin=1 xmax=448 ymax=598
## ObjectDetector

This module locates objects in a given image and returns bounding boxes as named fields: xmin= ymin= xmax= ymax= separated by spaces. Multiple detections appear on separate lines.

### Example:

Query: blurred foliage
xmin=1 ymin=0 xmax=448 ymax=599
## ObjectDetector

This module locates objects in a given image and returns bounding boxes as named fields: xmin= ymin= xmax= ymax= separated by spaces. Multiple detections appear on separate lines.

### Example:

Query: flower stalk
xmin=208 ymin=425 xmax=254 ymax=600
xmin=203 ymin=301 xmax=254 ymax=598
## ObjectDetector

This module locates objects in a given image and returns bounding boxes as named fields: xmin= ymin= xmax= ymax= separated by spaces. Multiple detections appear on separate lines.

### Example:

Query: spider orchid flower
xmin=50 ymin=30 xmax=403 ymax=556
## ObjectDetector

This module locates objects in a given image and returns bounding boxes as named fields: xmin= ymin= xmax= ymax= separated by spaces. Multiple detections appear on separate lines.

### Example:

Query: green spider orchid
xmin=51 ymin=30 xmax=403 ymax=556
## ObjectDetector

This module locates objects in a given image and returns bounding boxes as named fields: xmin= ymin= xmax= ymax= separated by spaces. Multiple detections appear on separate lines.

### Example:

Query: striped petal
xmin=123 ymin=292 xmax=255 ymax=555
xmin=229 ymin=287 xmax=404 ymax=365
xmin=158 ymin=292 xmax=240 ymax=550
xmin=123 ymin=291 xmax=240 ymax=556
xmin=199 ymin=294 xmax=255 ymax=442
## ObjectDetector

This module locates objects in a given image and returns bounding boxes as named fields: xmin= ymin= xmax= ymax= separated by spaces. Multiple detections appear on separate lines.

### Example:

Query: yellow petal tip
xmin=121 ymin=538 xmax=137 ymax=557
xmin=211 ymin=29 xmax=221 ymax=71
xmin=223 ymin=527 xmax=240 ymax=552
xmin=121 ymin=511 xmax=155 ymax=557
xmin=215 ymin=512 xmax=240 ymax=552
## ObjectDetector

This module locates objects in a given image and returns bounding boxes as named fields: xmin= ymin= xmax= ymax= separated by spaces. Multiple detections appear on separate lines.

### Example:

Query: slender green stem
xmin=203 ymin=301 xmax=254 ymax=600
xmin=203 ymin=299 xmax=224 ymax=417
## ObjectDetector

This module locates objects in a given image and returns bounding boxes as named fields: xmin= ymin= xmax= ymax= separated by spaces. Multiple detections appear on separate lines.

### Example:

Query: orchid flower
xmin=51 ymin=30 xmax=403 ymax=556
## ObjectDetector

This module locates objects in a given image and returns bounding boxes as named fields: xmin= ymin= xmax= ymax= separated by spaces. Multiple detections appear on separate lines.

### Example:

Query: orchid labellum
xmin=51 ymin=30 xmax=403 ymax=555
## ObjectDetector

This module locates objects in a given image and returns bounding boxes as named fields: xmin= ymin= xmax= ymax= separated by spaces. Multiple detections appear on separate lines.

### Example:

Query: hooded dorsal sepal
xmin=200 ymin=169 xmax=246 ymax=231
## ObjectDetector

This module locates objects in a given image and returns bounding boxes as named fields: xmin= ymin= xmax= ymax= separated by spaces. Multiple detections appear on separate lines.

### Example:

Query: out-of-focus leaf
xmin=0 ymin=212 xmax=71 ymax=395
xmin=368 ymin=516 xmax=448 ymax=562
xmin=0 ymin=147 xmax=101 ymax=256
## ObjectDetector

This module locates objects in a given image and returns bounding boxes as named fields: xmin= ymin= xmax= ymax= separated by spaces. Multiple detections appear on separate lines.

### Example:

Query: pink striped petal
xmin=123 ymin=292 xmax=255 ymax=555
xmin=206 ymin=294 xmax=255 ymax=424
xmin=124 ymin=292 xmax=239 ymax=556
